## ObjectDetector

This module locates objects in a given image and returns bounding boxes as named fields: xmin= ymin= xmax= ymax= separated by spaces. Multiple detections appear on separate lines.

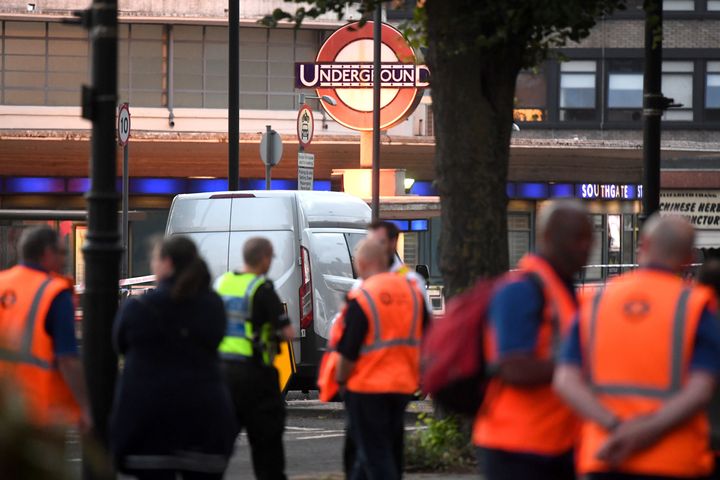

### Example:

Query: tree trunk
xmin=426 ymin=0 xmax=522 ymax=298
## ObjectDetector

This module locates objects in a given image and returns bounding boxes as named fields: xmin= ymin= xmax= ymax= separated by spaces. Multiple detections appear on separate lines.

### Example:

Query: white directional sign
xmin=298 ymin=152 xmax=315 ymax=191
xmin=297 ymin=104 xmax=314 ymax=147
xmin=117 ymin=103 xmax=130 ymax=146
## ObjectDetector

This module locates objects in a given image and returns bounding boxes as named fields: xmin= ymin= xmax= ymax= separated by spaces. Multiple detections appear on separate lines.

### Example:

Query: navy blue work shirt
xmin=489 ymin=273 xmax=576 ymax=358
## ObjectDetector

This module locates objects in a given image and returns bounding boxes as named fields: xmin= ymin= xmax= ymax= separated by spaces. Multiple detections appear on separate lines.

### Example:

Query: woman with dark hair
xmin=111 ymin=236 xmax=236 ymax=480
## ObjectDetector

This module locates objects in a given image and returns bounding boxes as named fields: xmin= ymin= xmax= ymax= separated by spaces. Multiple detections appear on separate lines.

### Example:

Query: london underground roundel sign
xmin=295 ymin=21 xmax=429 ymax=132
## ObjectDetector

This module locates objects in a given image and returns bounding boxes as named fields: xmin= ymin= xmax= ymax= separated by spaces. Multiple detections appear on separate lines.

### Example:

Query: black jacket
xmin=110 ymin=279 xmax=237 ymax=472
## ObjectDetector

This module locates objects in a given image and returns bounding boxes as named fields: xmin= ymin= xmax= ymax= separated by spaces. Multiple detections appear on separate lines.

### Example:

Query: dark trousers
xmin=343 ymin=425 xmax=356 ymax=477
xmin=132 ymin=471 xmax=223 ymax=480
xmin=589 ymin=474 xmax=708 ymax=480
xmin=344 ymin=391 xmax=410 ymax=480
xmin=478 ymin=447 xmax=575 ymax=480
xmin=224 ymin=360 xmax=286 ymax=480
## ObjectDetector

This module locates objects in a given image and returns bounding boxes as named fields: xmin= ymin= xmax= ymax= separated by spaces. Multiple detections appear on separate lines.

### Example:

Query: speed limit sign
xmin=118 ymin=103 xmax=130 ymax=146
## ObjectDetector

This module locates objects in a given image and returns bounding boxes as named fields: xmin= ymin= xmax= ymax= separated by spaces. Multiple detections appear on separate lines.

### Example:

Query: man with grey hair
xmin=474 ymin=199 xmax=592 ymax=480
xmin=216 ymin=236 xmax=294 ymax=479
xmin=554 ymin=214 xmax=720 ymax=479
xmin=0 ymin=225 xmax=90 ymax=429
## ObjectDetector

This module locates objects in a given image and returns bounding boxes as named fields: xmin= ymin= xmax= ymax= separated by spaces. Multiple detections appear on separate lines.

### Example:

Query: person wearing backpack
xmin=335 ymin=239 xmax=428 ymax=480
xmin=473 ymin=200 xmax=593 ymax=480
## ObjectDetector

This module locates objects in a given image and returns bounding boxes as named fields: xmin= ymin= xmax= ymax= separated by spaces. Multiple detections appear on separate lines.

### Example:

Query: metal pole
xmin=642 ymin=0 xmax=663 ymax=219
xmin=167 ymin=26 xmax=175 ymax=127
xmin=298 ymin=94 xmax=304 ymax=191
xmin=228 ymin=0 xmax=239 ymax=190
xmin=266 ymin=124 xmax=272 ymax=190
xmin=122 ymin=143 xmax=129 ymax=278
xmin=371 ymin=8 xmax=382 ymax=222
xmin=79 ymin=0 xmax=120 ymax=477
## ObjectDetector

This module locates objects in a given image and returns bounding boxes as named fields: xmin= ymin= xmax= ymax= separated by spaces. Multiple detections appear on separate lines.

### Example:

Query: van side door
xmin=307 ymin=231 xmax=356 ymax=339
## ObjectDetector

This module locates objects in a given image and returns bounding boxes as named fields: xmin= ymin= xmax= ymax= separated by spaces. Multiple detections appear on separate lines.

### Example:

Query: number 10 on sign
xmin=118 ymin=103 xmax=130 ymax=146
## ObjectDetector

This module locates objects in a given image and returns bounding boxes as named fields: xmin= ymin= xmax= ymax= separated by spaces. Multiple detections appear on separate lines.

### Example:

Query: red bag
xmin=421 ymin=274 xmax=515 ymax=416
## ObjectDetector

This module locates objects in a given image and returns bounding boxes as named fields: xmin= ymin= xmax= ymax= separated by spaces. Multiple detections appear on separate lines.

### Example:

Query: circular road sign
xmin=309 ymin=21 xmax=428 ymax=132
xmin=117 ymin=103 xmax=130 ymax=146
xmin=260 ymin=129 xmax=283 ymax=167
xmin=297 ymin=104 xmax=314 ymax=147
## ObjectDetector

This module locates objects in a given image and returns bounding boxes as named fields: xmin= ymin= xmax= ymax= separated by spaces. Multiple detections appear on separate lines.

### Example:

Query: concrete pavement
xmin=285 ymin=398 xmax=434 ymax=420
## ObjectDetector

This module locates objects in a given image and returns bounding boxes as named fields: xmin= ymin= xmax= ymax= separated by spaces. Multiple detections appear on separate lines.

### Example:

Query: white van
xmin=165 ymin=190 xmax=370 ymax=390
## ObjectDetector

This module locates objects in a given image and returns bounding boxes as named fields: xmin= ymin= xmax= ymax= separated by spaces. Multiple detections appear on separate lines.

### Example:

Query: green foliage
xmin=404 ymin=413 xmax=475 ymax=472
xmin=261 ymin=0 xmax=627 ymax=69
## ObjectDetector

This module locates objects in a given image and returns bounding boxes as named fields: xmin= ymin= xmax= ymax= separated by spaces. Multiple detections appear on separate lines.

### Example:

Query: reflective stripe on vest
xmin=217 ymin=273 xmax=273 ymax=364
xmin=359 ymin=277 xmax=421 ymax=354
xmin=0 ymin=277 xmax=53 ymax=370
xmin=587 ymin=286 xmax=691 ymax=399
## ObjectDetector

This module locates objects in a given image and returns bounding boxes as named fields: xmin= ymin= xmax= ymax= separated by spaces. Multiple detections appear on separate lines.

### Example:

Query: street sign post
xmin=297 ymin=104 xmax=314 ymax=148
xmin=117 ymin=103 xmax=130 ymax=279
xmin=259 ymin=125 xmax=283 ymax=190
xmin=298 ymin=152 xmax=315 ymax=191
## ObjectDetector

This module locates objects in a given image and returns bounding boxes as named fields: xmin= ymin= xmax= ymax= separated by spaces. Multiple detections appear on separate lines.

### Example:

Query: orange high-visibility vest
xmin=345 ymin=272 xmax=424 ymax=394
xmin=577 ymin=269 xmax=714 ymax=477
xmin=0 ymin=265 xmax=80 ymax=425
xmin=317 ymin=308 xmax=346 ymax=402
xmin=473 ymin=254 xmax=580 ymax=455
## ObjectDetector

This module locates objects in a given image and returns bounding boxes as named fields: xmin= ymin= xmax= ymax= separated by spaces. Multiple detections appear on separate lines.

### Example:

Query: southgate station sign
xmin=295 ymin=21 xmax=429 ymax=131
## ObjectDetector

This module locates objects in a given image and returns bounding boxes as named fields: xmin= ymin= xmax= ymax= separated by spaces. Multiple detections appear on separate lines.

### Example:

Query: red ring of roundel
xmin=315 ymin=22 xmax=423 ymax=132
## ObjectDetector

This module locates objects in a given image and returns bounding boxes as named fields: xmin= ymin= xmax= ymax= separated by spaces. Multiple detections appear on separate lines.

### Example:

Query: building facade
xmin=0 ymin=0 xmax=718 ymax=283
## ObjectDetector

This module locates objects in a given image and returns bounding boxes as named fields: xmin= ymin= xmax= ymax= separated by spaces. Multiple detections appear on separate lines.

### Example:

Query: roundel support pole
xmin=228 ymin=0 xmax=239 ymax=191
xmin=371 ymin=10 xmax=382 ymax=222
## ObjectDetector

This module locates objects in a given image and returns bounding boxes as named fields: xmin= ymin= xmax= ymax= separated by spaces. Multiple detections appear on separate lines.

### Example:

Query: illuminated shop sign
xmin=296 ymin=63 xmax=430 ymax=88
xmin=576 ymin=184 xmax=643 ymax=200
xmin=295 ymin=21 xmax=428 ymax=132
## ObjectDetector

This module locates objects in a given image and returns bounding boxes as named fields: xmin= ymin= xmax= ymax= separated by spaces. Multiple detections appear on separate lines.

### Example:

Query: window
xmin=173 ymin=25 xmax=227 ymax=108
xmin=706 ymin=61 xmax=720 ymax=121
xmin=514 ymin=69 xmax=546 ymax=122
xmin=662 ymin=61 xmax=693 ymax=121
xmin=622 ymin=214 xmax=636 ymax=267
xmin=709 ymin=0 xmax=720 ymax=10
xmin=344 ymin=232 xmax=366 ymax=278
xmin=560 ymin=61 xmax=596 ymax=121
xmin=1 ymin=21 xmax=88 ymax=106
xmin=172 ymin=26 xmax=320 ymax=110
xmin=2 ymin=22 xmax=47 ymax=105
xmin=118 ymin=24 xmax=165 ymax=107
xmin=607 ymin=60 xmax=643 ymax=122
xmin=663 ymin=0 xmax=695 ymax=10
xmin=508 ymin=213 xmax=531 ymax=268
xmin=583 ymin=215 xmax=604 ymax=281
xmin=47 ymin=23 xmax=88 ymax=105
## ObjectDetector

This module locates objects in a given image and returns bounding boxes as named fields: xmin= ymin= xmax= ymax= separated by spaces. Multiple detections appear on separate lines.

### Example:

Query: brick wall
xmin=569 ymin=18 xmax=720 ymax=49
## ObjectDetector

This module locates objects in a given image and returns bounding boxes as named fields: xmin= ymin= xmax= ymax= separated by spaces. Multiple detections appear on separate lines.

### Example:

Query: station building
xmin=0 ymin=0 xmax=718 ymax=285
